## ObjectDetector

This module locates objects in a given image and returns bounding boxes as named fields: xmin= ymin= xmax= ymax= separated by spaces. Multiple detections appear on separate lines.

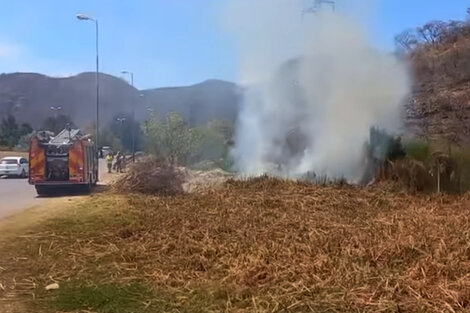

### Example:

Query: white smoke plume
xmin=222 ymin=0 xmax=410 ymax=182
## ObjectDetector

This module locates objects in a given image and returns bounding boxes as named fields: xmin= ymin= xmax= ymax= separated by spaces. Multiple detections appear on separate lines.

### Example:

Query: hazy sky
xmin=0 ymin=0 xmax=468 ymax=89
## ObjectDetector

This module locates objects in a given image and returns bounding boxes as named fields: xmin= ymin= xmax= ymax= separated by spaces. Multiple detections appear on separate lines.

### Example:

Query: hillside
xmin=0 ymin=73 xmax=240 ymax=129
xmin=404 ymin=19 xmax=470 ymax=145
xmin=140 ymin=79 xmax=241 ymax=126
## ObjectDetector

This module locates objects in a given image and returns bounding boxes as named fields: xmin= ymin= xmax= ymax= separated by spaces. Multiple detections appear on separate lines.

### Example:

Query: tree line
xmin=395 ymin=8 xmax=470 ymax=53
xmin=0 ymin=113 xmax=75 ymax=149
xmin=0 ymin=111 xmax=235 ymax=172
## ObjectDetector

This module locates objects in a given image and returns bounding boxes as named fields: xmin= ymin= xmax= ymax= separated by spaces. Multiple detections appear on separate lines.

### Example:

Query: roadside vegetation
xmin=0 ymin=114 xmax=33 ymax=150
xmin=144 ymin=112 xmax=234 ymax=171
xmin=375 ymin=138 xmax=470 ymax=194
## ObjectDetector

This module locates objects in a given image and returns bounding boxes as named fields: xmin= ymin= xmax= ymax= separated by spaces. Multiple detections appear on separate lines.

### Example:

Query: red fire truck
xmin=29 ymin=128 xmax=98 ymax=195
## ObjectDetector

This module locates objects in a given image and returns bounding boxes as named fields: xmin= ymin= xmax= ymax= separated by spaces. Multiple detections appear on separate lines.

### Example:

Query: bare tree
xmin=441 ymin=20 xmax=466 ymax=44
xmin=395 ymin=29 xmax=418 ymax=53
xmin=417 ymin=21 xmax=447 ymax=47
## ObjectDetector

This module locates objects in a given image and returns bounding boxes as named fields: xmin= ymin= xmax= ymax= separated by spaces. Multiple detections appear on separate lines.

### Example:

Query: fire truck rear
xmin=29 ymin=128 xmax=98 ymax=195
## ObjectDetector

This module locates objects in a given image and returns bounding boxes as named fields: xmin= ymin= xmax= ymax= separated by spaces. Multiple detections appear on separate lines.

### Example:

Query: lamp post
xmin=77 ymin=13 xmax=100 ymax=151
xmin=50 ymin=106 xmax=62 ymax=133
xmin=122 ymin=71 xmax=136 ymax=162
xmin=145 ymin=107 xmax=154 ymax=134
xmin=116 ymin=117 xmax=126 ymax=151
xmin=50 ymin=105 xmax=62 ymax=118
xmin=121 ymin=71 xmax=134 ymax=86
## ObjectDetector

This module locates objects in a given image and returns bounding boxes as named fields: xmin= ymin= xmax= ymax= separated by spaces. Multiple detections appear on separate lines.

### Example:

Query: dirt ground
xmin=0 ymin=151 xmax=28 ymax=159
xmin=0 ymin=196 xmax=93 ymax=241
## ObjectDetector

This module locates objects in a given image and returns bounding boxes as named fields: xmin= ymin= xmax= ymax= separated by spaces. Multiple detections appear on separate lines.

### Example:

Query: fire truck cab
xmin=29 ymin=128 xmax=98 ymax=196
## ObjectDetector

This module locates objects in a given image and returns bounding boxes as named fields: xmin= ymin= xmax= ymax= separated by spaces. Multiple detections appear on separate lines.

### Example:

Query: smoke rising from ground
xmin=223 ymin=0 xmax=410 ymax=182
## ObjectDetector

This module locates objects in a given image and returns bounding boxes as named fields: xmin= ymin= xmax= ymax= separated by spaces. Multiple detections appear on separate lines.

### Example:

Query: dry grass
xmin=1 ymin=177 xmax=470 ymax=312
xmin=114 ymin=158 xmax=233 ymax=195
xmin=114 ymin=158 xmax=186 ymax=195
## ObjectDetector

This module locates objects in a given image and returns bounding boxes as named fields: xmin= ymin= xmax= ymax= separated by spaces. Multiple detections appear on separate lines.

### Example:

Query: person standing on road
xmin=106 ymin=153 xmax=114 ymax=173
xmin=115 ymin=152 xmax=122 ymax=173
xmin=119 ymin=154 xmax=126 ymax=173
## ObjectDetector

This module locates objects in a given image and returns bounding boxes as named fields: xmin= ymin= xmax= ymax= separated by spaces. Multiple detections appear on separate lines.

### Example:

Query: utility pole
xmin=121 ymin=71 xmax=136 ymax=162
xmin=302 ymin=0 xmax=336 ymax=16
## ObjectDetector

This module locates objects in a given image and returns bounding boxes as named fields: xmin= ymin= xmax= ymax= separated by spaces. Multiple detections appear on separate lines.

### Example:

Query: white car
xmin=101 ymin=146 xmax=112 ymax=158
xmin=0 ymin=157 xmax=29 ymax=178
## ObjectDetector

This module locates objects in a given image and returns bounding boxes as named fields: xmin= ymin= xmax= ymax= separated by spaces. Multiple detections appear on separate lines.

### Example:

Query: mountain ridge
xmin=0 ymin=72 xmax=241 ymax=129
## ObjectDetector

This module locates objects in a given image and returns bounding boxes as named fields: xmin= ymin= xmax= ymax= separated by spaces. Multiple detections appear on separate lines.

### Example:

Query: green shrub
xmin=404 ymin=139 xmax=431 ymax=163
xmin=14 ymin=132 xmax=35 ymax=150
xmin=145 ymin=112 xmax=201 ymax=165
xmin=398 ymin=140 xmax=470 ymax=194
xmin=52 ymin=282 xmax=152 ymax=313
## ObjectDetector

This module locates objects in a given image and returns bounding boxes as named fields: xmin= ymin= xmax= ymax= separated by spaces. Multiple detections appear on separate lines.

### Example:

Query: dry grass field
xmin=0 ymin=177 xmax=469 ymax=312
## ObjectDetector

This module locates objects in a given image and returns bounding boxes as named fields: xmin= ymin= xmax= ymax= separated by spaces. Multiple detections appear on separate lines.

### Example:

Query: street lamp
xmin=49 ymin=106 xmax=62 ymax=134
xmin=121 ymin=71 xmax=134 ymax=86
xmin=116 ymin=117 xmax=126 ymax=150
xmin=77 ymin=13 xmax=100 ymax=152
xmin=121 ymin=70 xmax=136 ymax=162
xmin=50 ymin=106 xmax=62 ymax=115
xmin=144 ymin=108 xmax=154 ymax=134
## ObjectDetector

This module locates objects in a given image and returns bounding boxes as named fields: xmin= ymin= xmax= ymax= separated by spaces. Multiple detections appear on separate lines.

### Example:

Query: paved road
xmin=0 ymin=160 xmax=108 ymax=219
xmin=0 ymin=177 xmax=42 ymax=219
